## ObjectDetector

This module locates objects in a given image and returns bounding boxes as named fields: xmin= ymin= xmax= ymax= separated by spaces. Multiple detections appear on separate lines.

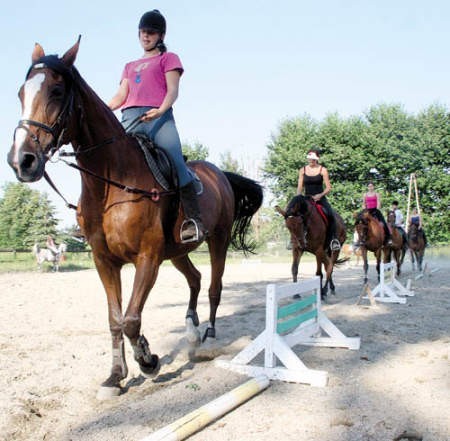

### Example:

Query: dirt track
xmin=0 ymin=255 xmax=449 ymax=441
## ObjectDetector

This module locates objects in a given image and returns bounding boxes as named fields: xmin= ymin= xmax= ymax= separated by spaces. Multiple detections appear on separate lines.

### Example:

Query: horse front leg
xmin=94 ymin=257 xmax=128 ymax=400
xmin=375 ymin=249 xmax=384 ymax=282
xmin=418 ymin=251 xmax=424 ymax=272
xmin=409 ymin=249 xmax=415 ymax=271
xmin=394 ymin=250 xmax=401 ymax=276
xmin=124 ymin=256 xmax=161 ymax=379
xmin=361 ymin=247 xmax=369 ymax=284
xmin=322 ymin=252 xmax=334 ymax=296
xmin=292 ymin=247 xmax=302 ymax=283
xmin=171 ymin=255 xmax=202 ymax=347
xmin=315 ymin=254 xmax=325 ymax=299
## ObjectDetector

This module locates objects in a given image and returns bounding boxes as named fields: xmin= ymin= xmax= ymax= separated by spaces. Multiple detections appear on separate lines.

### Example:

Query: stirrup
xmin=180 ymin=219 xmax=203 ymax=244
xmin=330 ymin=239 xmax=341 ymax=251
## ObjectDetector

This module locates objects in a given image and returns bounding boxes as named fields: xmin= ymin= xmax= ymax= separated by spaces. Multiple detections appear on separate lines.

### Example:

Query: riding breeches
xmin=121 ymin=106 xmax=193 ymax=187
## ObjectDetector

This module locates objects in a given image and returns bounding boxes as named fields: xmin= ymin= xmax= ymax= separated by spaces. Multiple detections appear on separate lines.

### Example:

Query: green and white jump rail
xmin=217 ymin=276 xmax=360 ymax=387
xmin=368 ymin=262 xmax=414 ymax=304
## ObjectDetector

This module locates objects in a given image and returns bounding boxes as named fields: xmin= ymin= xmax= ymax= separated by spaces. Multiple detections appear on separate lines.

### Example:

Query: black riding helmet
xmin=139 ymin=10 xmax=166 ymax=34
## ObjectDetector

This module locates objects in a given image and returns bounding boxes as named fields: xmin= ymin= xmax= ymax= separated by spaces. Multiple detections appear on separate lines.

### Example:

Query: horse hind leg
xmin=171 ymin=256 xmax=202 ymax=347
xmin=201 ymin=235 xmax=229 ymax=349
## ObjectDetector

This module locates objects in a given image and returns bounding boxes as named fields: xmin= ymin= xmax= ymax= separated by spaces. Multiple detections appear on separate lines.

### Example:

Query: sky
xmin=1 ymin=0 xmax=449 ymax=228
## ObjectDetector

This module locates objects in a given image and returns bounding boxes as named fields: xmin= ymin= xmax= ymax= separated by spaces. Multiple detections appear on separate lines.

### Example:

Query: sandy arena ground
xmin=0 ymin=254 xmax=449 ymax=441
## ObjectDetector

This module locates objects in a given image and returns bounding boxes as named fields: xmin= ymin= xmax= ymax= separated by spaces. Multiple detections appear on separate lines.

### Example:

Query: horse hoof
xmin=185 ymin=317 xmax=201 ymax=347
xmin=96 ymin=385 xmax=121 ymax=400
xmin=140 ymin=354 xmax=160 ymax=379
xmin=202 ymin=327 xmax=216 ymax=343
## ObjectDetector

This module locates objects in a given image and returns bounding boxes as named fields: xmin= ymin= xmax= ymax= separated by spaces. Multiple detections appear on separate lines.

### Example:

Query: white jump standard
xmin=218 ymin=277 xmax=360 ymax=387
xmin=367 ymin=262 xmax=414 ymax=304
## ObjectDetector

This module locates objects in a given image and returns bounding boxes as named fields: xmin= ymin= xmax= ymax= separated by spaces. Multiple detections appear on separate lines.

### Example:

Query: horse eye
xmin=50 ymin=87 xmax=64 ymax=99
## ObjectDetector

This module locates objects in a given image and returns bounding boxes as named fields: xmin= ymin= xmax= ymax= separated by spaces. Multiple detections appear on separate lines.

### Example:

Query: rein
xmin=58 ymin=156 xmax=177 ymax=203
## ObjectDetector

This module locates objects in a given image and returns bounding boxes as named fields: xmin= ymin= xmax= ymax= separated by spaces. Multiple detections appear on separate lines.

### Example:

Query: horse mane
xmin=70 ymin=65 xmax=125 ymax=133
xmin=286 ymin=194 xmax=309 ymax=217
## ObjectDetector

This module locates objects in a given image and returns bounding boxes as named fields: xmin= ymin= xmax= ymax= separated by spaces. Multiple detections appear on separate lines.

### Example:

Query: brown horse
xmin=354 ymin=210 xmax=389 ymax=284
xmin=386 ymin=210 xmax=407 ymax=276
xmin=275 ymin=195 xmax=348 ymax=299
xmin=408 ymin=222 xmax=426 ymax=272
xmin=7 ymin=39 xmax=263 ymax=399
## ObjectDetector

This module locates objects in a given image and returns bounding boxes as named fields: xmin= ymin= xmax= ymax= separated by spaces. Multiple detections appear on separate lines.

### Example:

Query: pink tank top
xmin=364 ymin=194 xmax=378 ymax=209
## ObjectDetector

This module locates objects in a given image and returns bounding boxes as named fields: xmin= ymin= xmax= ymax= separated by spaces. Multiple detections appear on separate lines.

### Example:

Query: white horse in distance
xmin=32 ymin=243 xmax=67 ymax=272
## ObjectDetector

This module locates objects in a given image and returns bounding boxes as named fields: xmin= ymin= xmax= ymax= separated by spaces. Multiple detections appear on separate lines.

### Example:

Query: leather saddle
xmin=132 ymin=134 xmax=202 ymax=194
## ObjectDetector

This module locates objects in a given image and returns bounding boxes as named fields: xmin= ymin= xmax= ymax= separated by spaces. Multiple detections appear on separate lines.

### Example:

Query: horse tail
xmin=224 ymin=171 xmax=263 ymax=254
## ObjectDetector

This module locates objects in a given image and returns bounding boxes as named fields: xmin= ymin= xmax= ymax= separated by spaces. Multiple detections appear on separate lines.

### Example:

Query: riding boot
xmin=327 ymin=214 xmax=341 ymax=251
xmin=180 ymin=182 xmax=207 ymax=243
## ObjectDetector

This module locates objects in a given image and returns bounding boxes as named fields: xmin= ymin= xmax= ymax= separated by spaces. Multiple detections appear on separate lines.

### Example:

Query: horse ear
xmin=274 ymin=206 xmax=286 ymax=217
xmin=61 ymin=35 xmax=81 ymax=67
xmin=32 ymin=43 xmax=45 ymax=63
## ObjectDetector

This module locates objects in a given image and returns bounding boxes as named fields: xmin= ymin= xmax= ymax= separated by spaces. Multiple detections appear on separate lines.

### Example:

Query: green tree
xmin=219 ymin=151 xmax=244 ymax=174
xmin=0 ymin=183 xmax=58 ymax=250
xmin=182 ymin=141 xmax=209 ymax=161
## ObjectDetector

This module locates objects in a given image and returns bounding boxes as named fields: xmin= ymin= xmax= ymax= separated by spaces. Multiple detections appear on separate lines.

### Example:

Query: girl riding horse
xmin=362 ymin=182 xmax=391 ymax=245
xmin=7 ymin=37 xmax=263 ymax=399
xmin=297 ymin=149 xmax=340 ymax=252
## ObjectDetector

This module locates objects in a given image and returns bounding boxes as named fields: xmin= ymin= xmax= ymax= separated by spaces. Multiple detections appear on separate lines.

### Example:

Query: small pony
xmin=32 ymin=243 xmax=67 ymax=272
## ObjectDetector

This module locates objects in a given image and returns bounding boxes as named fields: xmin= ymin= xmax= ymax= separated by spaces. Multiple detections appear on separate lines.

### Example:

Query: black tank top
xmin=303 ymin=166 xmax=323 ymax=196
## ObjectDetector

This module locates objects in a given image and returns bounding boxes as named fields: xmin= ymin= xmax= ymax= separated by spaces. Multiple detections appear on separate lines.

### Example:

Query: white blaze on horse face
xmin=13 ymin=73 xmax=46 ymax=163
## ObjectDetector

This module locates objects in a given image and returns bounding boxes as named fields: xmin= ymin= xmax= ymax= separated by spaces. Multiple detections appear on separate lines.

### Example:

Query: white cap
xmin=306 ymin=151 xmax=320 ymax=161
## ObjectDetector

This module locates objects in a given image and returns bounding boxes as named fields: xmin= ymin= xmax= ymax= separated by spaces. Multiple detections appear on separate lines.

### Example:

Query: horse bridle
xmin=14 ymin=60 xmax=75 ymax=158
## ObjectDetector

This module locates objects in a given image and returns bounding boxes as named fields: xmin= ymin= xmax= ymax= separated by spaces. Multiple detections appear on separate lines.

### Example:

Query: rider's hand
xmin=312 ymin=194 xmax=321 ymax=201
xmin=141 ymin=108 xmax=162 ymax=122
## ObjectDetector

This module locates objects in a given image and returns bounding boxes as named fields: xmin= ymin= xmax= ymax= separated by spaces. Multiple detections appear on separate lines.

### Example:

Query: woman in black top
xmin=297 ymin=149 xmax=340 ymax=251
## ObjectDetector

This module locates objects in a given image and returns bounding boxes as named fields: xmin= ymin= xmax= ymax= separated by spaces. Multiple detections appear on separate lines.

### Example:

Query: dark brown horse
xmin=386 ymin=210 xmax=407 ymax=276
xmin=354 ymin=210 xmax=389 ymax=284
xmin=275 ymin=195 xmax=348 ymax=298
xmin=408 ymin=222 xmax=426 ymax=272
xmin=7 ymin=39 xmax=263 ymax=399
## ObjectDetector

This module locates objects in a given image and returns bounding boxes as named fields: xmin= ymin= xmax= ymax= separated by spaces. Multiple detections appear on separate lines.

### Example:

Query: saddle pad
xmin=314 ymin=202 xmax=329 ymax=225
xmin=132 ymin=134 xmax=203 ymax=194
xmin=133 ymin=134 xmax=175 ymax=190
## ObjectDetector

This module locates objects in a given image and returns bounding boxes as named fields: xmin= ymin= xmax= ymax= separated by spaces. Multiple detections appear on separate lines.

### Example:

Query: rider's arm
xmin=108 ymin=79 xmax=129 ymax=111
xmin=376 ymin=193 xmax=381 ymax=209
xmin=297 ymin=168 xmax=304 ymax=194
xmin=321 ymin=167 xmax=332 ymax=197
xmin=312 ymin=167 xmax=331 ymax=201
xmin=141 ymin=70 xmax=181 ymax=121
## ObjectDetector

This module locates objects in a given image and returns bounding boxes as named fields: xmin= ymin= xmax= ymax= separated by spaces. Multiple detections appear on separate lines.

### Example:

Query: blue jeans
xmin=121 ymin=106 xmax=192 ymax=187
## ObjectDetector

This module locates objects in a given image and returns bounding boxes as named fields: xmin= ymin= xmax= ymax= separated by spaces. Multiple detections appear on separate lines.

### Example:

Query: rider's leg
xmin=372 ymin=209 xmax=392 ymax=245
xmin=319 ymin=198 xmax=340 ymax=251
xmin=132 ymin=108 xmax=206 ymax=243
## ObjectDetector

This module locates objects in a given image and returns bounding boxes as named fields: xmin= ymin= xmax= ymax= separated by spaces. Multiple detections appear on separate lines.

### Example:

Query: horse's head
xmin=408 ymin=222 xmax=420 ymax=242
xmin=275 ymin=195 xmax=309 ymax=249
xmin=387 ymin=210 xmax=395 ymax=226
xmin=7 ymin=38 xmax=80 ymax=182
xmin=354 ymin=210 xmax=369 ymax=244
